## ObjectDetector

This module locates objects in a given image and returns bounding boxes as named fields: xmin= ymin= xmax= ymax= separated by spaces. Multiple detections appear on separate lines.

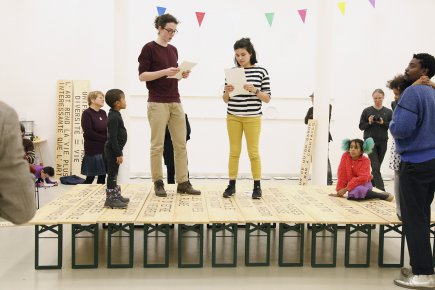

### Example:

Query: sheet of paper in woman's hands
xmin=168 ymin=61 xmax=197 ymax=79
xmin=224 ymin=68 xmax=248 ymax=97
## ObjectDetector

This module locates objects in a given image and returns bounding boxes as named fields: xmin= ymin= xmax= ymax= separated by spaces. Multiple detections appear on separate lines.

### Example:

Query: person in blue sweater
xmin=390 ymin=53 xmax=435 ymax=289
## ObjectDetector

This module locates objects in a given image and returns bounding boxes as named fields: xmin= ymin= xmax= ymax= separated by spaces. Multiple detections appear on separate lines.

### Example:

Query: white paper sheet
xmin=168 ymin=61 xmax=197 ymax=80
xmin=224 ymin=68 xmax=249 ymax=97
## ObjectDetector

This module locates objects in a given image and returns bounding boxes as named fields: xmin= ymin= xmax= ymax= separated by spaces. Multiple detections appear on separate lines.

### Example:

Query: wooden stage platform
xmin=28 ymin=182 xmax=434 ymax=270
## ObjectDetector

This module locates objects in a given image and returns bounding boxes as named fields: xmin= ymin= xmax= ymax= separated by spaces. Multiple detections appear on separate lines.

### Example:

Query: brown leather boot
xmin=177 ymin=181 xmax=201 ymax=195
xmin=154 ymin=180 xmax=167 ymax=197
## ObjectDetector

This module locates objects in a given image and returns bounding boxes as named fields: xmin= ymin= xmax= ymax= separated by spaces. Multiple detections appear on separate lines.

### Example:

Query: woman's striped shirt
xmin=226 ymin=66 xmax=271 ymax=117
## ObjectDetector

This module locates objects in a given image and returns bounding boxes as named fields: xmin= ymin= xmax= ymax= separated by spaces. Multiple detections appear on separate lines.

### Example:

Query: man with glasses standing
xmin=138 ymin=13 xmax=200 ymax=197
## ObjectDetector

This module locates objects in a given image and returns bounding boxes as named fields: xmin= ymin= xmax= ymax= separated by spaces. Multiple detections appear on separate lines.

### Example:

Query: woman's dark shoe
xmin=252 ymin=186 xmax=262 ymax=199
xmin=223 ymin=185 xmax=236 ymax=198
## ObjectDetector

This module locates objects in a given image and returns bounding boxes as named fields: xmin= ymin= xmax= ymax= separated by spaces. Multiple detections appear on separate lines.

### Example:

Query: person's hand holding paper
xmin=168 ymin=61 xmax=197 ymax=80
xmin=224 ymin=68 xmax=249 ymax=97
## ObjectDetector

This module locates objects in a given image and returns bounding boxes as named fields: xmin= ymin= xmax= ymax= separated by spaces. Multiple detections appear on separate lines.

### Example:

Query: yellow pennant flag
xmin=337 ymin=1 xmax=346 ymax=16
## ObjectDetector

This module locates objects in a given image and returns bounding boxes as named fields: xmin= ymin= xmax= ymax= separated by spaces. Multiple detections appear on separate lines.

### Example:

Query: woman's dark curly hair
xmin=233 ymin=38 xmax=258 ymax=67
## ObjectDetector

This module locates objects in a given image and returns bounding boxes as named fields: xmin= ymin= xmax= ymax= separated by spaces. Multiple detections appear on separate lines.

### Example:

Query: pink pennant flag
xmin=298 ymin=9 xmax=307 ymax=23
xmin=368 ymin=0 xmax=376 ymax=8
xmin=196 ymin=12 xmax=205 ymax=27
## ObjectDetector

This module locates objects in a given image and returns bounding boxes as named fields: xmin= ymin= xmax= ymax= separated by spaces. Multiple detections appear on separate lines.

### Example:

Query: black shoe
xmin=154 ymin=180 xmax=167 ymax=197
xmin=223 ymin=185 xmax=235 ymax=198
xmin=252 ymin=186 xmax=262 ymax=199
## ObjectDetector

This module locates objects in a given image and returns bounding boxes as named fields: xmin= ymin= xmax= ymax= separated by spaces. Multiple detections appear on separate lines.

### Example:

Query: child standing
xmin=332 ymin=138 xmax=393 ymax=201
xmin=104 ymin=89 xmax=129 ymax=209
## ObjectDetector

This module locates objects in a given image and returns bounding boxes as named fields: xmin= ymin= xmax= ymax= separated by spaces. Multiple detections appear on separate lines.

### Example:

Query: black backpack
xmin=59 ymin=175 xmax=85 ymax=185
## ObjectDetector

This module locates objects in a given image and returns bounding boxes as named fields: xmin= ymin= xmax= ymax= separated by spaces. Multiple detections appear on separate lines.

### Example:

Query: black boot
xmin=252 ymin=180 xmax=262 ymax=199
xmin=104 ymin=188 xmax=127 ymax=209
xmin=223 ymin=180 xmax=236 ymax=198
xmin=365 ymin=189 xmax=394 ymax=202
xmin=115 ymin=185 xmax=130 ymax=203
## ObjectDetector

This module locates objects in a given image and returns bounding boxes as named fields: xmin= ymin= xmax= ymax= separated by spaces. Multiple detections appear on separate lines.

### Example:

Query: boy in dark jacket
xmin=104 ymin=89 xmax=129 ymax=209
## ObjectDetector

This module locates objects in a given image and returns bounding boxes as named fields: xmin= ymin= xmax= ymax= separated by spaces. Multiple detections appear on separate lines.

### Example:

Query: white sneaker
xmin=394 ymin=274 xmax=435 ymax=289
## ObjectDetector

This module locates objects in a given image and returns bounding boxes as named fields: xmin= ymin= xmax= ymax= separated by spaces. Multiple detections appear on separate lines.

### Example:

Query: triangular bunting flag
xmin=265 ymin=12 xmax=274 ymax=27
xmin=368 ymin=0 xmax=376 ymax=8
xmin=196 ymin=12 xmax=205 ymax=27
xmin=337 ymin=2 xmax=346 ymax=16
xmin=157 ymin=6 xmax=166 ymax=16
xmin=298 ymin=9 xmax=307 ymax=24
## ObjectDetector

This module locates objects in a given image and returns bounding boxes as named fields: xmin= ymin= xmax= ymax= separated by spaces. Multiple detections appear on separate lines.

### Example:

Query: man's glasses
xmin=163 ymin=28 xmax=178 ymax=34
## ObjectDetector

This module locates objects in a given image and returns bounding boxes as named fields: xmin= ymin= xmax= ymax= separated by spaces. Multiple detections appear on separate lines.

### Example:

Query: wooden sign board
xmin=173 ymin=188 xmax=209 ymax=224
xmin=30 ymin=184 xmax=100 ymax=224
xmin=98 ymin=184 xmax=151 ymax=223
xmin=136 ymin=185 xmax=178 ymax=224
xmin=284 ymin=186 xmax=349 ymax=223
xmin=233 ymin=184 xmax=278 ymax=223
xmin=299 ymin=119 xmax=316 ymax=185
xmin=71 ymin=80 xmax=90 ymax=176
xmin=62 ymin=186 xmax=106 ymax=224
xmin=202 ymin=183 xmax=245 ymax=223
xmin=55 ymin=80 xmax=89 ymax=178
xmin=262 ymin=186 xmax=315 ymax=223
xmin=357 ymin=200 xmax=402 ymax=224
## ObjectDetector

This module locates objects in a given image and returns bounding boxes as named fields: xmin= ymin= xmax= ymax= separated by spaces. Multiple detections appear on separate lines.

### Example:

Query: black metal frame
xmin=245 ymin=223 xmax=271 ymax=266
xmin=178 ymin=224 xmax=204 ymax=268
xmin=35 ymin=224 xmax=63 ymax=269
xmin=107 ymin=223 xmax=134 ymax=268
xmin=344 ymin=224 xmax=372 ymax=268
xmin=144 ymin=224 xmax=170 ymax=268
xmin=310 ymin=224 xmax=337 ymax=267
xmin=71 ymin=224 xmax=99 ymax=269
xmin=211 ymin=223 xmax=238 ymax=267
xmin=378 ymin=224 xmax=404 ymax=267
xmin=278 ymin=223 xmax=304 ymax=267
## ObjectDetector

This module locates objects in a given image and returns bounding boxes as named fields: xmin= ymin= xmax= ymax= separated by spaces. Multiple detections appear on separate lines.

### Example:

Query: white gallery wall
xmin=1 ymin=0 xmax=434 ymax=183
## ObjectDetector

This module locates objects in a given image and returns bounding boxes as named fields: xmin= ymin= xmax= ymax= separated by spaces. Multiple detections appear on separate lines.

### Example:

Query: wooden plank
xmin=71 ymin=80 xmax=90 ymax=176
xmin=62 ymin=185 xmax=106 ymax=224
xmin=55 ymin=81 xmax=66 ymax=177
xmin=202 ymin=183 xmax=245 ymax=223
xmin=262 ymin=186 xmax=315 ymax=223
xmin=173 ymin=186 xmax=209 ymax=224
xmin=97 ymin=184 xmax=151 ymax=223
xmin=136 ymin=185 xmax=177 ymax=224
xmin=282 ymin=186 xmax=350 ymax=224
xmin=233 ymin=184 xmax=278 ymax=223
xmin=55 ymin=80 xmax=74 ymax=177
xmin=298 ymin=119 xmax=316 ymax=185
xmin=304 ymin=185 xmax=390 ymax=224
xmin=29 ymin=184 xmax=101 ymax=225
xmin=356 ymin=200 xmax=402 ymax=224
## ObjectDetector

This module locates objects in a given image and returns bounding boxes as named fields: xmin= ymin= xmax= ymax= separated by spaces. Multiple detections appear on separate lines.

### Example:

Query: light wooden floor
xmin=0 ymin=179 xmax=413 ymax=290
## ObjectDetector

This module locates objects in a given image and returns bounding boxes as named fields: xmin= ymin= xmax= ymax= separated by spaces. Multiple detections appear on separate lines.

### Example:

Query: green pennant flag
xmin=265 ymin=12 xmax=274 ymax=27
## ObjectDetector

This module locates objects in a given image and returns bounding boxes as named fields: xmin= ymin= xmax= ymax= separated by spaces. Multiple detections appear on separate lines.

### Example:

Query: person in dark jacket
xmin=304 ymin=93 xmax=333 ymax=185
xmin=359 ymin=89 xmax=392 ymax=191
xmin=163 ymin=114 xmax=190 ymax=184
xmin=81 ymin=91 xmax=107 ymax=184
xmin=391 ymin=53 xmax=435 ymax=289
xmin=104 ymin=89 xmax=129 ymax=209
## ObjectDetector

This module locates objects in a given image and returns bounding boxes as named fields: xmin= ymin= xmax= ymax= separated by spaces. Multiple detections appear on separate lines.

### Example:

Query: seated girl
xmin=331 ymin=138 xmax=393 ymax=201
